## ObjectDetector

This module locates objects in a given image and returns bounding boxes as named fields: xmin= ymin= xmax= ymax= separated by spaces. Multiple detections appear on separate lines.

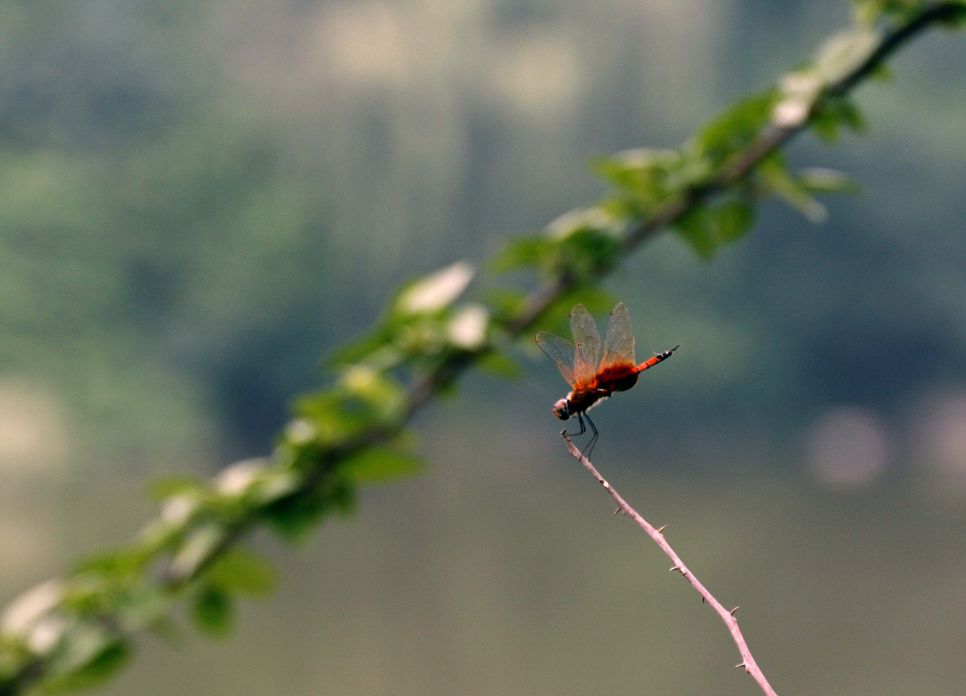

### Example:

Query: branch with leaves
xmin=1 ymin=2 xmax=964 ymax=693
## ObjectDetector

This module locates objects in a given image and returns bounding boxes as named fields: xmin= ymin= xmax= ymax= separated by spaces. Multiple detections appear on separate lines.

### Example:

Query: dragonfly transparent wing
xmin=535 ymin=331 xmax=576 ymax=386
xmin=569 ymin=303 xmax=601 ymax=386
xmin=600 ymin=302 xmax=636 ymax=368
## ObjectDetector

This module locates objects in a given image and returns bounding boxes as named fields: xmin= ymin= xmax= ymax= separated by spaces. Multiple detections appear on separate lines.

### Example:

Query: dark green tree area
xmin=2 ymin=1 xmax=966 ymax=694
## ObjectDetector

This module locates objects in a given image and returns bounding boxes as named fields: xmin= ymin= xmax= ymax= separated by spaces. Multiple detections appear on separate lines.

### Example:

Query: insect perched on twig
xmin=536 ymin=302 xmax=678 ymax=456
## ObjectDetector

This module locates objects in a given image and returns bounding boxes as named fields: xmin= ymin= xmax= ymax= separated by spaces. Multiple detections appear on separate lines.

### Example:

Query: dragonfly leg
xmin=562 ymin=412 xmax=598 ymax=457
xmin=564 ymin=412 xmax=587 ymax=439
xmin=582 ymin=412 xmax=599 ymax=458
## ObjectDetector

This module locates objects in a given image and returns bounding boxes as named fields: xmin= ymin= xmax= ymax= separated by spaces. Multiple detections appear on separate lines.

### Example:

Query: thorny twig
xmin=562 ymin=433 xmax=779 ymax=696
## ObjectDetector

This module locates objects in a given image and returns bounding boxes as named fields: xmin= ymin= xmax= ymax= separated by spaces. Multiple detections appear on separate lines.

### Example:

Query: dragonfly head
xmin=551 ymin=398 xmax=571 ymax=420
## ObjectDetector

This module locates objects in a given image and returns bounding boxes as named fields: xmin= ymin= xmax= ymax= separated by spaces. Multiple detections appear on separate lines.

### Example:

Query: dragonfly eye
xmin=552 ymin=399 xmax=571 ymax=420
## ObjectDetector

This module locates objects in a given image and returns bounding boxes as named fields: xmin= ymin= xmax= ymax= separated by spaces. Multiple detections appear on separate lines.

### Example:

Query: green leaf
xmin=206 ymin=550 xmax=276 ymax=598
xmin=852 ymin=0 xmax=878 ymax=25
xmin=945 ymin=6 xmax=966 ymax=28
xmin=111 ymin=586 xmax=169 ymax=629
xmin=691 ymin=91 xmax=777 ymax=165
xmin=191 ymin=585 xmax=233 ymax=638
xmin=292 ymin=391 xmax=374 ymax=448
xmin=674 ymin=198 xmax=756 ymax=258
xmin=322 ymin=478 xmax=358 ymax=516
xmin=489 ymin=235 xmax=555 ymax=274
xmin=759 ymin=157 xmax=828 ymax=223
xmin=553 ymin=228 xmax=623 ymax=281
xmin=798 ymin=167 xmax=860 ymax=195
xmin=0 ymin=639 xmax=33 ymax=687
xmin=545 ymin=206 xmax=623 ymax=240
xmin=676 ymin=210 xmax=713 ymax=259
xmin=59 ymin=575 xmax=115 ymax=618
xmin=338 ymin=366 xmax=406 ymax=422
xmin=44 ymin=637 xmax=131 ymax=693
xmin=869 ymin=62 xmax=894 ymax=83
xmin=594 ymin=148 xmax=689 ymax=207
xmin=261 ymin=490 xmax=329 ymax=542
xmin=710 ymin=199 xmax=756 ymax=244
xmin=150 ymin=475 xmax=208 ymax=501
xmin=853 ymin=0 xmax=940 ymax=26
xmin=61 ymin=640 xmax=134 ymax=691
xmin=341 ymin=446 xmax=423 ymax=484
xmin=73 ymin=548 xmax=150 ymax=580
xmin=328 ymin=326 xmax=395 ymax=368
xmin=811 ymin=95 xmax=866 ymax=142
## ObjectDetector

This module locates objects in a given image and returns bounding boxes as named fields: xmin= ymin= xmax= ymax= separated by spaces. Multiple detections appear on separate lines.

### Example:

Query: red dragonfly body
xmin=536 ymin=302 xmax=677 ymax=453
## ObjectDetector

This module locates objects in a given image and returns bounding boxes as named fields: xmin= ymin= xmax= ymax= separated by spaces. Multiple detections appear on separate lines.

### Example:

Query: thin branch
xmin=561 ymin=433 xmax=779 ymax=696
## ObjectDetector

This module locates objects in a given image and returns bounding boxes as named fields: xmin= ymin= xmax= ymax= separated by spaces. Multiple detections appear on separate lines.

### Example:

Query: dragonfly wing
xmin=600 ymin=302 xmax=636 ymax=368
xmin=535 ymin=331 xmax=576 ymax=386
xmin=569 ymin=303 xmax=601 ymax=384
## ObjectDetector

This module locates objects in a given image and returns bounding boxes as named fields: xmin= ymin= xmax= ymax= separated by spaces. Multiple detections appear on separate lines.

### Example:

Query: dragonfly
xmin=535 ymin=302 xmax=678 ymax=456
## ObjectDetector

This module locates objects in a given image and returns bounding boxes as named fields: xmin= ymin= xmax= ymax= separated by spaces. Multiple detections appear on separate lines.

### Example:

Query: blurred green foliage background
xmin=2 ymin=0 xmax=966 ymax=693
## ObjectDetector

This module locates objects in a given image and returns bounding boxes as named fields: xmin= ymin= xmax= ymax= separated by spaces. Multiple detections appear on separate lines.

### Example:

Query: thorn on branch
xmin=612 ymin=507 xmax=622 ymax=517
xmin=730 ymin=606 xmax=741 ymax=617
xmin=669 ymin=565 xmax=686 ymax=576
xmin=656 ymin=524 xmax=668 ymax=534
xmin=735 ymin=662 xmax=747 ymax=671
